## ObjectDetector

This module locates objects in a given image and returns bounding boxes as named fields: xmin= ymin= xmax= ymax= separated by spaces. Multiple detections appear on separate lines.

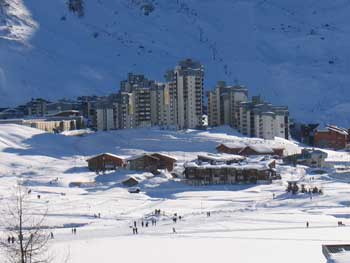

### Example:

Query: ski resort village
xmin=1 ymin=58 xmax=350 ymax=263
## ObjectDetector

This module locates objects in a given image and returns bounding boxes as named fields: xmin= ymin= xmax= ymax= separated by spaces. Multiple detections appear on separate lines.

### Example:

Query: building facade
xmin=314 ymin=125 xmax=349 ymax=150
xmin=208 ymin=81 xmax=248 ymax=128
xmin=95 ymin=59 xmax=204 ymax=131
xmin=166 ymin=59 xmax=204 ymax=129
xmin=239 ymin=96 xmax=289 ymax=140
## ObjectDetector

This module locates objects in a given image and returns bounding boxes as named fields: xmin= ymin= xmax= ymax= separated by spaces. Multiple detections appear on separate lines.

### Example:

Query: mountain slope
xmin=1 ymin=0 xmax=350 ymax=125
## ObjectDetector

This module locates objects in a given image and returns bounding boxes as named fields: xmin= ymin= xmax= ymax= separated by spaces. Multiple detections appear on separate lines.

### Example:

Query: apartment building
xmin=96 ymin=60 xmax=204 ymax=131
xmin=25 ymin=98 xmax=49 ymax=117
xmin=96 ymin=106 xmax=115 ymax=131
xmin=239 ymin=96 xmax=289 ymax=140
xmin=208 ymin=81 xmax=248 ymax=128
xmin=166 ymin=59 xmax=204 ymax=129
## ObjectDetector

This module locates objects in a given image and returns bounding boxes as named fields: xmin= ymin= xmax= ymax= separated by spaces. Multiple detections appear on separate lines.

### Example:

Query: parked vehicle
xmin=128 ymin=187 xmax=141 ymax=194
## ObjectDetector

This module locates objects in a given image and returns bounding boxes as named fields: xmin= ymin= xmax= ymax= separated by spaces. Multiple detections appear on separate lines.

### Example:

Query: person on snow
xmin=172 ymin=227 xmax=176 ymax=234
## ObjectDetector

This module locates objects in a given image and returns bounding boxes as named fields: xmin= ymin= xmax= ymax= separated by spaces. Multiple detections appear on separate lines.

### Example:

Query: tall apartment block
xmin=96 ymin=59 xmax=205 ymax=131
xmin=208 ymin=81 xmax=248 ymax=128
xmin=239 ymin=96 xmax=289 ymax=140
xmin=166 ymin=59 xmax=204 ymax=129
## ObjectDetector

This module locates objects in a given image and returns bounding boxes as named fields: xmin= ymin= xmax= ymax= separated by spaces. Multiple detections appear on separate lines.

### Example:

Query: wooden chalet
xmin=87 ymin=153 xmax=125 ymax=172
xmin=127 ymin=154 xmax=160 ymax=172
xmin=150 ymin=153 xmax=177 ymax=171
xmin=315 ymin=125 xmax=349 ymax=150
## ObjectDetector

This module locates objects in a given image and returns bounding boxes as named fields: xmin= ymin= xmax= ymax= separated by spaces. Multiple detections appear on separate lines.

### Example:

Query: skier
xmin=141 ymin=221 xmax=144 ymax=227
xmin=172 ymin=227 xmax=176 ymax=234
xmin=7 ymin=236 xmax=10 ymax=244
xmin=50 ymin=232 xmax=54 ymax=239
xmin=306 ymin=221 xmax=309 ymax=228
xmin=11 ymin=236 xmax=15 ymax=243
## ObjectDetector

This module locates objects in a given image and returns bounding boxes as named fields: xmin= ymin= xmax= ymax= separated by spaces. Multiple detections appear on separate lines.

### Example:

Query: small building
xmin=122 ymin=177 xmax=139 ymax=187
xmin=283 ymin=148 xmax=328 ymax=168
xmin=216 ymin=143 xmax=284 ymax=157
xmin=127 ymin=154 xmax=160 ymax=172
xmin=150 ymin=153 xmax=177 ymax=171
xmin=315 ymin=125 xmax=349 ymax=150
xmin=322 ymin=244 xmax=350 ymax=263
xmin=87 ymin=153 xmax=125 ymax=172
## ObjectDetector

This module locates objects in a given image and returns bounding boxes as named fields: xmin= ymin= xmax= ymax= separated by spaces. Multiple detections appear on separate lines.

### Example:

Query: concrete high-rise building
xmin=115 ymin=92 xmax=134 ymax=129
xmin=166 ymin=59 xmax=204 ymax=129
xmin=208 ymin=81 xmax=248 ymax=128
xmin=96 ymin=106 xmax=115 ymax=131
xmin=239 ymin=96 xmax=289 ymax=140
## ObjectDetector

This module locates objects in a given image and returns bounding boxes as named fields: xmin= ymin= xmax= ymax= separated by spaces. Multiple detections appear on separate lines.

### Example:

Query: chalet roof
xmin=239 ymin=145 xmax=275 ymax=154
xmin=150 ymin=153 xmax=177 ymax=162
xmin=217 ymin=142 xmax=247 ymax=149
xmin=86 ymin=153 xmax=126 ymax=162
xmin=217 ymin=142 xmax=283 ymax=153
xmin=126 ymin=153 xmax=160 ymax=162
xmin=197 ymin=153 xmax=245 ymax=162
xmin=327 ymin=125 xmax=349 ymax=136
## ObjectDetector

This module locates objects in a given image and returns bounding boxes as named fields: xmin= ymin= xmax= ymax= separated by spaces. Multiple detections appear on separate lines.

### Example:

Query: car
xmin=128 ymin=187 xmax=141 ymax=193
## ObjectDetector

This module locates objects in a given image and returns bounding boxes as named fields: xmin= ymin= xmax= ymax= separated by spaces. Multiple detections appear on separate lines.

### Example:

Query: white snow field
xmin=1 ymin=124 xmax=350 ymax=262
xmin=2 ymin=0 xmax=350 ymax=125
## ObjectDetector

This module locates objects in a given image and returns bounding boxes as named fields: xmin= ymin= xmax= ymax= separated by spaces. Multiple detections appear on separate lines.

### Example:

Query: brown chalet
xmin=127 ymin=153 xmax=177 ymax=172
xmin=150 ymin=153 xmax=177 ymax=171
xmin=314 ymin=125 xmax=349 ymax=150
xmin=216 ymin=143 xmax=284 ymax=157
xmin=87 ymin=153 xmax=125 ymax=172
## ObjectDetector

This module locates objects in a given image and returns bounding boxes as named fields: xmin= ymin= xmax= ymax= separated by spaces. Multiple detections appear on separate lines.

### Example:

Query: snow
xmin=2 ymin=1 xmax=350 ymax=125
xmin=1 ymin=124 xmax=350 ymax=262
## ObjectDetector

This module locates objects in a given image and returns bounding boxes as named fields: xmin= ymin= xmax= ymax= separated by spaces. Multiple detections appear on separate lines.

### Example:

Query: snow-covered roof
xmin=185 ymin=159 xmax=273 ymax=171
xmin=327 ymin=125 xmax=349 ymax=136
xmin=241 ymin=145 xmax=275 ymax=154
xmin=150 ymin=153 xmax=177 ymax=161
xmin=218 ymin=142 xmax=247 ymax=149
xmin=87 ymin=153 xmax=126 ymax=161
xmin=126 ymin=153 xmax=159 ymax=161
xmin=197 ymin=153 xmax=245 ymax=162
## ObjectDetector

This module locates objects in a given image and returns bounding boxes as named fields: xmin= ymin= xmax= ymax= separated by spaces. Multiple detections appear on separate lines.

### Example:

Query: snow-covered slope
xmin=1 ymin=0 xmax=350 ymax=125
xmin=1 ymin=125 xmax=350 ymax=262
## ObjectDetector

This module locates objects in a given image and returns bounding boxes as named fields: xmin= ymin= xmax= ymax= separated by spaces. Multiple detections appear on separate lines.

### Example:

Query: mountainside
xmin=1 ymin=0 xmax=350 ymax=125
